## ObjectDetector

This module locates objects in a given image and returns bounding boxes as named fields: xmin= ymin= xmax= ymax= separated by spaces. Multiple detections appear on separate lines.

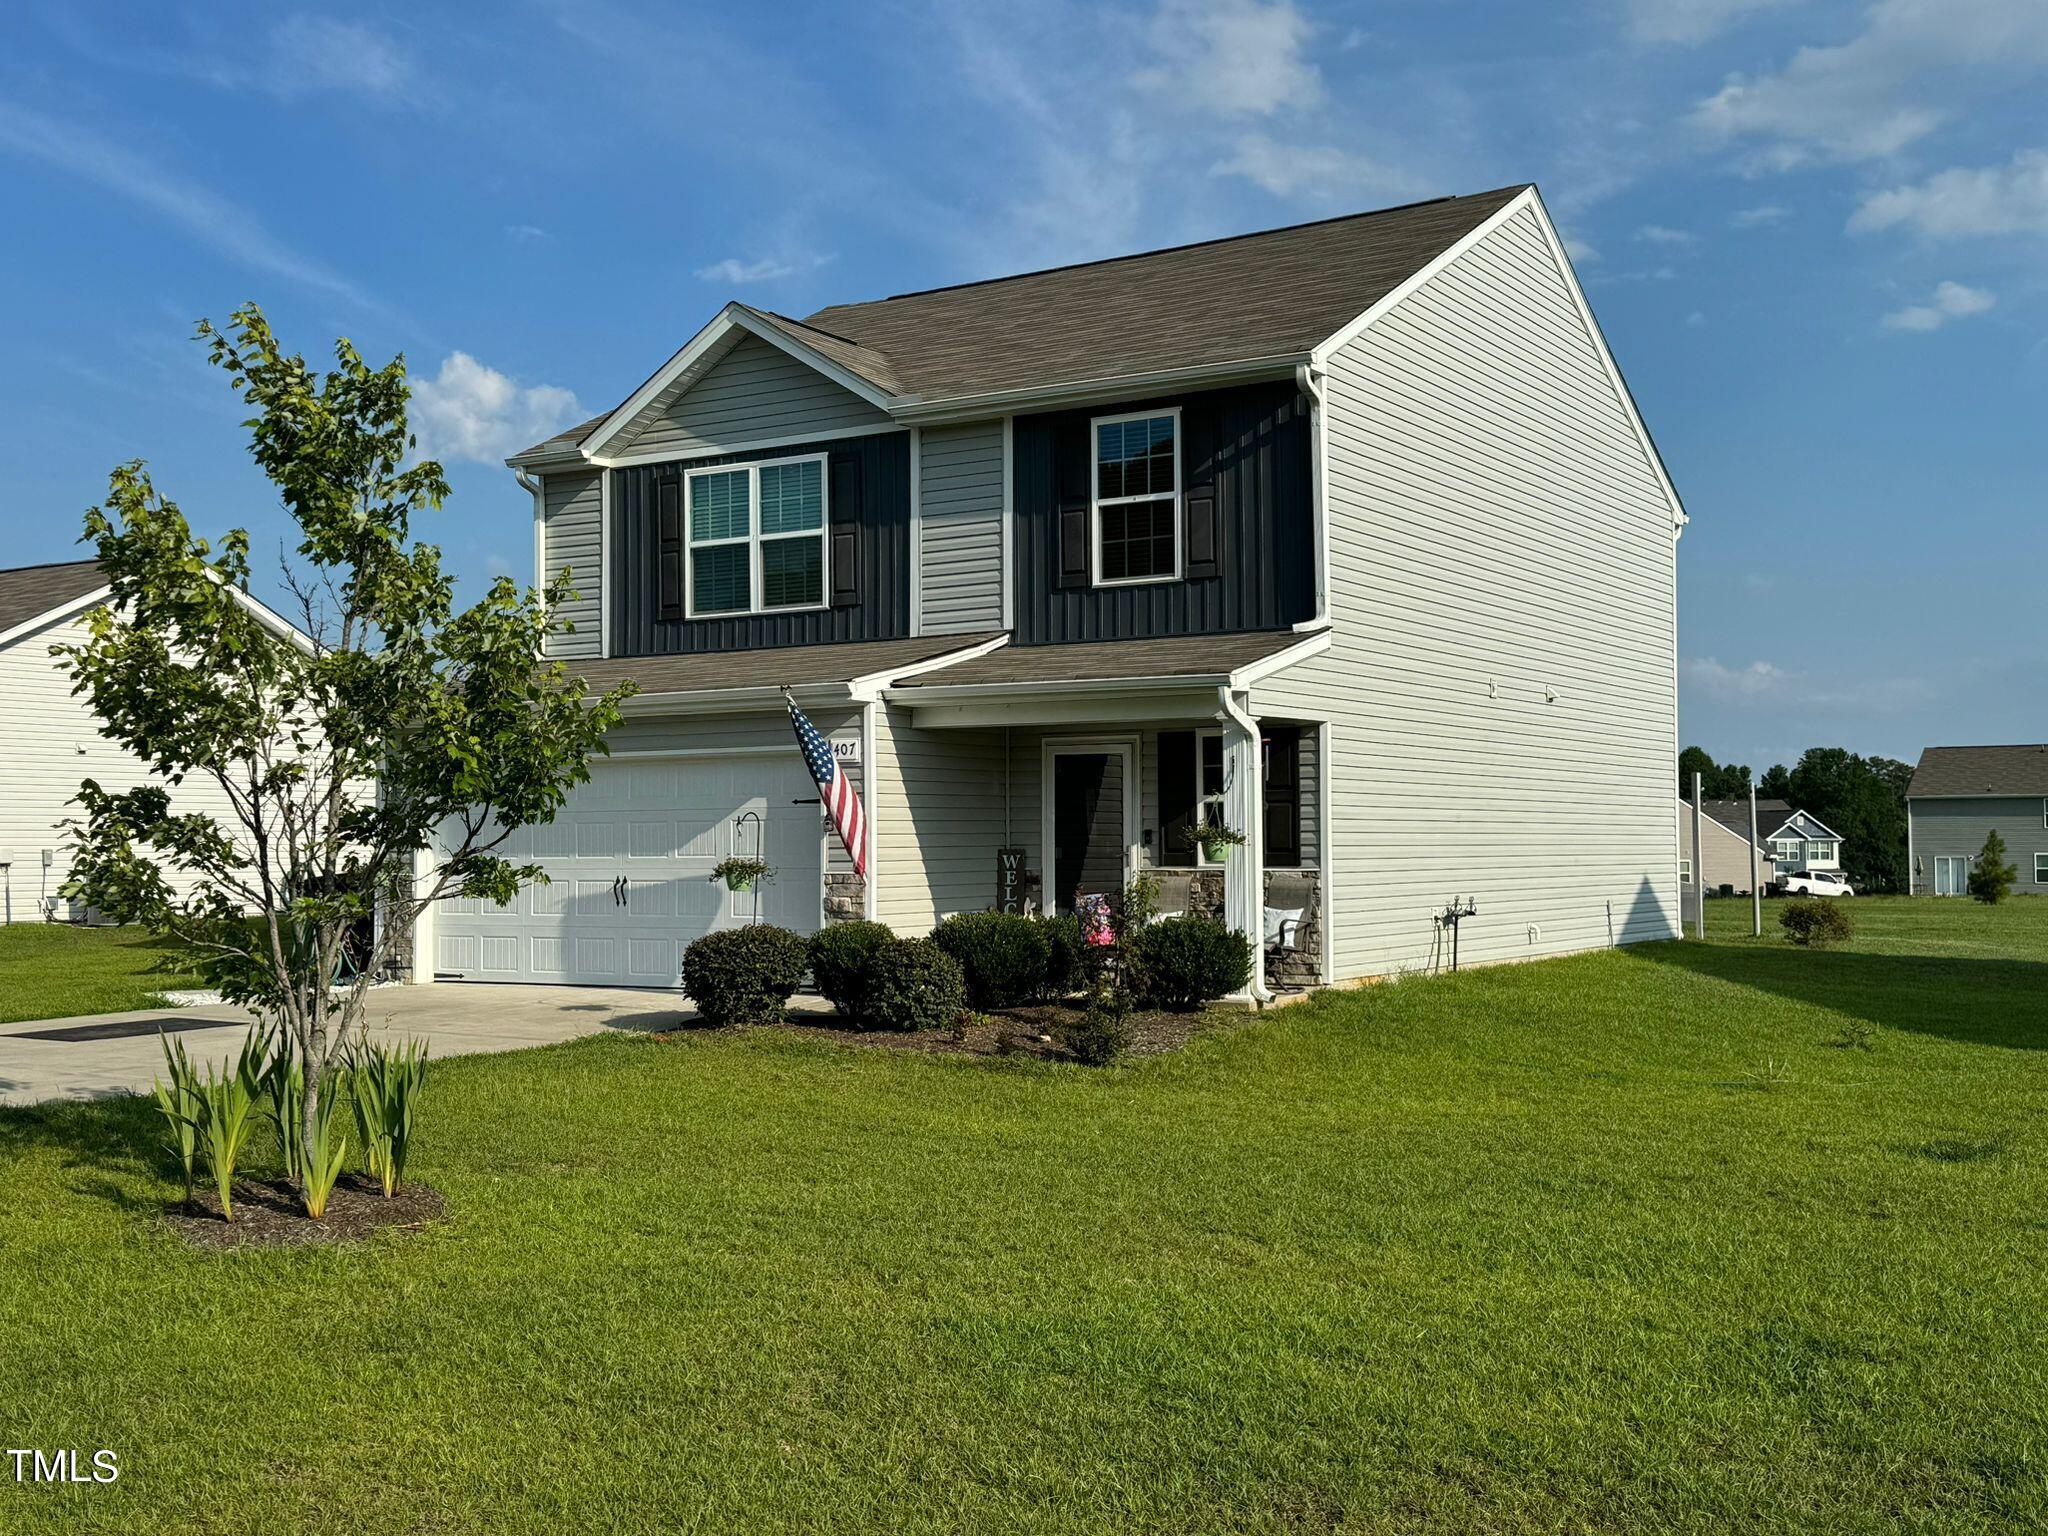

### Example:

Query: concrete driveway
xmin=0 ymin=985 xmax=830 ymax=1107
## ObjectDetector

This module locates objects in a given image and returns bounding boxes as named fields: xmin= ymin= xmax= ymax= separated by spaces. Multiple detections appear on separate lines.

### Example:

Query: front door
xmin=1049 ymin=744 xmax=1133 ymax=915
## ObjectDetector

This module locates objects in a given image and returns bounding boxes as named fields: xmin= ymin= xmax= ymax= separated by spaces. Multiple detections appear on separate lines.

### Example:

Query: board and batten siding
xmin=608 ymin=333 xmax=894 ymax=460
xmin=1910 ymin=797 xmax=2048 ymax=895
xmin=539 ymin=469 xmax=603 ymax=659
xmin=1253 ymin=202 xmax=1682 ymax=979
xmin=0 ymin=612 xmax=249 ymax=921
xmin=917 ymin=421 xmax=1006 ymax=635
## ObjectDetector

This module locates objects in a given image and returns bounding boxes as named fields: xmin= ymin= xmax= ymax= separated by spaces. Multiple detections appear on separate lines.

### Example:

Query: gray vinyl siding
xmin=539 ymin=470 xmax=602 ymax=659
xmin=604 ymin=706 xmax=864 ymax=881
xmin=1910 ymin=797 xmax=2048 ymax=895
xmin=1252 ymin=203 xmax=1681 ymax=978
xmin=917 ymin=421 xmax=1006 ymax=635
xmin=610 ymin=334 xmax=893 ymax=459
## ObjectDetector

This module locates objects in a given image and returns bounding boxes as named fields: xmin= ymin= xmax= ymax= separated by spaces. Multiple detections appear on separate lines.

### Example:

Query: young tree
xmin=61 ymin=306 xmax=632 ymax=1210
xmin=1968 ymin=830 xmax=2016 ymax=905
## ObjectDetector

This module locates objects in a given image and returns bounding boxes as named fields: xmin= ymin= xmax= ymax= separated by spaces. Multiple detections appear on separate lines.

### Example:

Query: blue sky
xmin=1 ymin=0 xmax=2041 ymax=776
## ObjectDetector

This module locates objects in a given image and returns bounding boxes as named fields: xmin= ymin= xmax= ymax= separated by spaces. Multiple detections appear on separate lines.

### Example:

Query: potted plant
xmin=1195 ymin=824 xmax=1246 ymax=864
xmin=710 ymin=856 xmax=773 ymax=892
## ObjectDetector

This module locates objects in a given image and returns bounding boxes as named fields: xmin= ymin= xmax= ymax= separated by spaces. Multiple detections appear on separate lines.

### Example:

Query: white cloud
xmin=1732 ymin=204 xmax=1789 ymax=226
xmin=1880 ymin=279 xmax=1995 ymax=331
xmin=0 ymin=100 xmax=379 ymax=309
xmin=1624 ymin=0 xmax=1801 ymax=45
xmin=1636 ymin=223 xmax=1695 ymax=244
xmin=505 ymin=223 xmax=552 ymax=243
xmin=1690 ymin=0 xmax=2048 ymax=167
xmin=1850 ymin=148 xmax=2048 ymax=239
xmin=1210 ymin=133 xmax=1419 ymax=201
xmin=264 ymin=16 xmax=414 ymax=99
xmin=1135 ymin=0 xmax=1322 ymax=117
xmin=411 ymin=353 xmax=584 ymax=464
xmin=694 ymin=253 xmax=833 ymax=285
xmin=1683 ymin=656 xmax=1929 ymax=710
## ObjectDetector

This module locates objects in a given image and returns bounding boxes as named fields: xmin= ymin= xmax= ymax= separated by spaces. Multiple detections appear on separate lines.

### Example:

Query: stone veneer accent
xmin=823 ymin=872 xmax=867 ymax=923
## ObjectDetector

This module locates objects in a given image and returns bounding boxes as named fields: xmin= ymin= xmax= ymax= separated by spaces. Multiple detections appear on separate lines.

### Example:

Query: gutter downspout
xmin=517 ymin=468 xmax=545 ymax=600
xmin=1292 ymin=362 xmax=1329 ymax=633
xmin=1218 ymin=684 xmax=1273 ymax=1004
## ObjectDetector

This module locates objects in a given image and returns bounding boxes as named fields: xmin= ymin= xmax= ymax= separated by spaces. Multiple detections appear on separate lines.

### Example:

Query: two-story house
xmin=1908 ymin=744 xmax=2048 ymax=896
xmin=412 ymin=184 xmax=1686 ymax=995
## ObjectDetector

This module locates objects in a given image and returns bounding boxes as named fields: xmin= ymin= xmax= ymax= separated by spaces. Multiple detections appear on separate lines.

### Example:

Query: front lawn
xmin=3 ymin=898 xmax=2044 ymax=1532
xmin=0 ymin=924 xmax=202 ymax=1025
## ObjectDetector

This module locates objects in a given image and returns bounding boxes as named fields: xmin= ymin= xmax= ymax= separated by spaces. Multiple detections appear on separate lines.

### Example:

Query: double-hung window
xmin=1091 ymin=409 xmax=1179 ymax=585
xmin=2035 ymin=852 xmax=2048 ymax=886
xmin=685 ymin=455 xmax=827 ymax=617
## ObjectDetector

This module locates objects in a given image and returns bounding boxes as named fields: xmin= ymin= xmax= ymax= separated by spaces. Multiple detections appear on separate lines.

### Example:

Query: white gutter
xmin=1217 ymin=684 xmax=1273 ymax=1004
xmin=517 ymin=468 xmax=544 ymax=593
xmin=1292 ymin=362 xmax=1330 ymax=633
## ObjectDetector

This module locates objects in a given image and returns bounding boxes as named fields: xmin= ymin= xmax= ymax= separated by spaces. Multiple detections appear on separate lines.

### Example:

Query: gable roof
xmin=803 ymin=186 xmax=1528 ymax=407
xmin=1685 ymin=799 xmax=1844 ymax=844
xmin=0 ymin=558 xmax=107 ymax=641
xmin=1909 ymin=744 xmax=2048 ymax=798
xmin=516 ymin=186 xmax=1532 ymax=461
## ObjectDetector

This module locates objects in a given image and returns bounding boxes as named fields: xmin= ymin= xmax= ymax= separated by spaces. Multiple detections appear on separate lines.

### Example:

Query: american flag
xmin=787 ymin=694 xmax=866 ymax=876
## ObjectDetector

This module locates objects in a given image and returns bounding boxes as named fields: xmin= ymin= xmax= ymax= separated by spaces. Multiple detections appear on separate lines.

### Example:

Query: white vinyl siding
xmin=869 ymin=705 xmax=1008 ymax=931
xmin=608 ymin=334 xmax=893 ymax=460
xmin=1253 ymin=202 xmax=1682 ymax=978
xmin=539 ymin=469 xmax=603 ymax=659
xmin=0 ymin=611 xmax=252 ymax=921
xmin=917 ymin=420 xmax=1006 ymax=634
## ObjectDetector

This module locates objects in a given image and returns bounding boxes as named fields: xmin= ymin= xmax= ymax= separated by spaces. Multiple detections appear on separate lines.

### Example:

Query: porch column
xmin=1219 ymin=690 xmax=1266 ymax=998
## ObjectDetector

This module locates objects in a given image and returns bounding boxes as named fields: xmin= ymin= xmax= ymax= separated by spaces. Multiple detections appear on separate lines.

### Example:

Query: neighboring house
xmin=1754 ymin=804 xmax=1843 ymax=879
xmin=1907 ymin=744 xmax=2048 ymax=897
xmin=1678 ymin=800 xmax=1776 ymax=894
xmin=0 ymin=558 xmax=311 ymax=923
xmin=416 ymin=183 xmax=1686 ymax=995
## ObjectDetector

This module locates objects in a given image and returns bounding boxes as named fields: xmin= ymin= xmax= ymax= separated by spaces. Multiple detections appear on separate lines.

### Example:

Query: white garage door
xmin=432 ymin=753 xmax=824 ymax=986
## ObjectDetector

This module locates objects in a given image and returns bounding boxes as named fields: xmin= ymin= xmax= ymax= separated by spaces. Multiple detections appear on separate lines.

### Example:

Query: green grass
xmin=3 ymin=898 xmax=2045 ymax=1532
xmin=0 ymin=924 xmax=203 ymax=1024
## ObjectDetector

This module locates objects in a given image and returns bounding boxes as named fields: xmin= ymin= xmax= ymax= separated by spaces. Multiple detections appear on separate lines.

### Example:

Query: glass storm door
xmin=1050 ymin=747 xmax=1131 ymax=915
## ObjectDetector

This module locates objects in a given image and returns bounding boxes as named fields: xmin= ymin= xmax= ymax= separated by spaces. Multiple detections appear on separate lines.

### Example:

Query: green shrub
xmin=152 ymin=1032 xmax=203 ymax=1203
xmin=1057 ymin=1006 xmax=1131 ymax=1066
xmin=1130 ymin=915 xmax=1251 ymax=1010
xmin=683 ymin=925 xmax=808 ymax=1026
xmin=1034 ymin=913 xmax=1088 ymax=1000
xmin=1779 ymin=899 xmax=1852 ymax=948
xmin=807 ymin=920 xmax=894 ymax=1024
xmin=350 ymin=1038 xmax=429 ymax=1198
xmin=932 ymin=911 xmax=1051 ymax=1009
xmin=864 ymin=938 xmax=966 ymax=1033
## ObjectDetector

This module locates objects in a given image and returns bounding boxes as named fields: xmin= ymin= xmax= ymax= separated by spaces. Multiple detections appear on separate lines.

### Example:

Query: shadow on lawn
xmin=1630 ymin=939 xmax=2048 ymax=1050
xmin=0 ymin=1091 xmax=175 ymax=1205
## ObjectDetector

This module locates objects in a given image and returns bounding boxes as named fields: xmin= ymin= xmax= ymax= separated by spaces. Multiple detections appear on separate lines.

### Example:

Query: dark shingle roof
xmin=1694 ymin=799 xmax=1793 ymax=843
xmin=804 ymin=187 xmax=1529 ymax=404
xmin=562 ymin=632 xmax=1005 ymax=697
xmin=0 ymin=559 xmax=105 ymax=637
xmin=521 ymin=186 xmax=1531 ymax=456
xmin=893 ymin=630 xmax=1312 ymax=689
xmin=1909 ymin=744 xmax=2048 ymax=798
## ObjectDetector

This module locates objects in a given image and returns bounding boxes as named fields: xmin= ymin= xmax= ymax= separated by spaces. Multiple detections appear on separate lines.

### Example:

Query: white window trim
xmin=1190 ymin=727 xmax=1229 ymax=867
xmin=683 ymin=453 xmax=830 ymax=620
xmin=2035 ymin=852 xmax=2048 ymax=885
xmin=1090 ymin=406 xmax=1182 ymax=588
xmin=1679 ymin=858 xmax=1693 ymax=885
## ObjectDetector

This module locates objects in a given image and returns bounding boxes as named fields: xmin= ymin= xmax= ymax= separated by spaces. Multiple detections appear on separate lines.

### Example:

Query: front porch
xmin=876 ymin=632 xmax=1329 ymax=993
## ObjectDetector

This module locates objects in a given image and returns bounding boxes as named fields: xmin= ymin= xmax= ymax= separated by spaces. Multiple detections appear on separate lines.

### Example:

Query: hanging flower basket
xmin=710 ymin=857 xmax=773 ymax=893
xmin=1196 ymin=825 xmax=1246 ymax=864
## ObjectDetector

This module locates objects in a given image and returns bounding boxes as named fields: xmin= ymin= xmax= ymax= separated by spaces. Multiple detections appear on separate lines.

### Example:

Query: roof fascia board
xmin=579 ymin=306 xmax=742 ymax=459
xmin=728 ymin=308 xmax=900 ymax=412
xmin=611 ymin=683 xmax=852 ymax=716
xmin=0 ymin=582 xmax=314 ymax=656
xmin=1229 ymin=627 xmax=1331 ymax=690
xmin=847 ymin=633 xmax=1010 ymax=701
xmin=887 ymin=672 xmax=1233 ymax=705
xmin=887 ymin=355 xmax=1305 ymax=423
xmin=593 ymin=421 xmax=906 ymax=470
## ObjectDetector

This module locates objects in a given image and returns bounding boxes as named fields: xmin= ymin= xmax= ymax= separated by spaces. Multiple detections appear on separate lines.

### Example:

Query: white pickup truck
xmin=1781 ymin=870 xmax=1854 ymax=897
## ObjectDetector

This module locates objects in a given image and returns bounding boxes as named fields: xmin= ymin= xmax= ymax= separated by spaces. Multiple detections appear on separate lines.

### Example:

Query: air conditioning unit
xmin=66 ymin=897 xmax=119 ymax=927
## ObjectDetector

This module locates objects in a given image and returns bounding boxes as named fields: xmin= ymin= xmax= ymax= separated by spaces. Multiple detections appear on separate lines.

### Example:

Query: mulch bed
xmin=671 ymin=1001 xmax=1235 ymax=1061
xmin=162 ymin=1172 xmax=445 ymax=1252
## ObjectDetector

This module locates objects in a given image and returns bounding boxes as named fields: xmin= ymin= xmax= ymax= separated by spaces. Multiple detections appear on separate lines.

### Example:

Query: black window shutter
xmin=1157 ymin=729 xmax=1197 ymax=868
xmin=1181 ymin=403 xmax=1220 ymax=581
xmin=655 ymin=474 xmax=683 ymax=621
xmin=1056 ymin=415 xmax=1091 ymax=589
xmin=829 ymin=449 xmax=862 ymax=609
xmin=1262 ymin=728 xmax=1302 ymax=867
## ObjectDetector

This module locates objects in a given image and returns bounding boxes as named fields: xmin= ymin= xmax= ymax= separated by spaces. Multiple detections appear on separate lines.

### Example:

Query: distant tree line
xmin=1679 ymin=745 xmax=1912 ymax=894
